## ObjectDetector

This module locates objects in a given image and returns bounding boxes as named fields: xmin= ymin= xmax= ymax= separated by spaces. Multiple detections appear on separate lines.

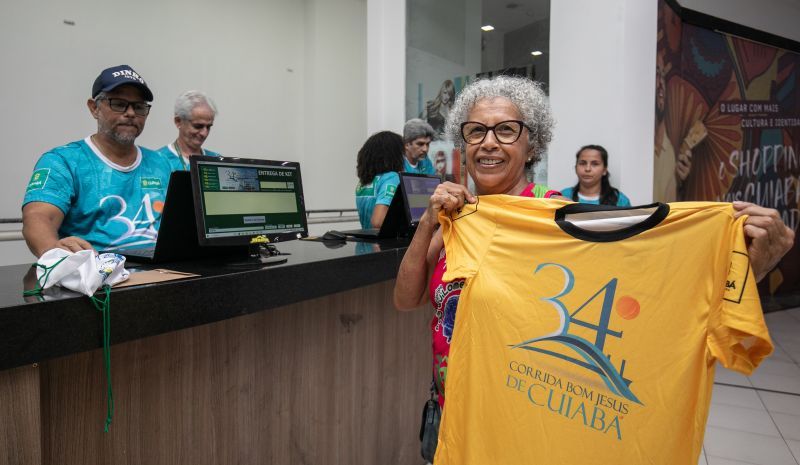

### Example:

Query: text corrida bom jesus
xmin=505 ymin=361 xmax=630 ymax=440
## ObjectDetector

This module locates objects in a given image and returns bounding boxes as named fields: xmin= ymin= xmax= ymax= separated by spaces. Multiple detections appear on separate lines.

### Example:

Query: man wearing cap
xmin=22 ymin=65 xmax=174 ymax=257
xmin=402 ymin=118 xmax=436 ymax=175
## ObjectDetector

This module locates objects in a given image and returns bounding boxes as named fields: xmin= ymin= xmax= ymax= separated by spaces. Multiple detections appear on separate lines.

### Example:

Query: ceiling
xmin=481 ymin=0 xmax=550 ymax=35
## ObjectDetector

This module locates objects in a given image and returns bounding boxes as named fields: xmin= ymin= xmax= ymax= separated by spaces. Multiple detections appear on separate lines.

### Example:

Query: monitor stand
xmin=253 ymin=244 xmax=289 ymax=265
xmin=214 ymin=243 xmax=289 ymax=267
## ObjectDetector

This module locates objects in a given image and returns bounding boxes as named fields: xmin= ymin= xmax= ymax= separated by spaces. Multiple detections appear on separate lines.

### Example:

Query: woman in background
xmin=561 ymin=144 xmax=631 ymax=206
xmin=355 ymin=131 xmax=404 ymax=229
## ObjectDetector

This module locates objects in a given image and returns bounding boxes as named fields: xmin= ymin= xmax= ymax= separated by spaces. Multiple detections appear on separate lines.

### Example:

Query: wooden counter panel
xmin=0 ymin=364 xmax=41 ymax=465
xmin=40 ymin=280 xmax=431 ymax=465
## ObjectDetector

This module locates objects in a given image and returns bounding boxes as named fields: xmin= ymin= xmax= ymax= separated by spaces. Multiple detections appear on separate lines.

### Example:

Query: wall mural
xmin=655 ymin=0 xmax=800 ymax=300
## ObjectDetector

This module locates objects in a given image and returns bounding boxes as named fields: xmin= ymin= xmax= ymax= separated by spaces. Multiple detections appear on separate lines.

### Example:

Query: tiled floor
xmin=700 ymin=306 xmax=800 ymax=465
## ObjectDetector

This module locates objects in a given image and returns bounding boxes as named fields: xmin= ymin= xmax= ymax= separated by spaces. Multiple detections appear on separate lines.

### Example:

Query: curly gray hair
xmin=444 ymin=75 xmax=554 ymax=167
xmin=174 ymin=90 xmax=218 ymax=121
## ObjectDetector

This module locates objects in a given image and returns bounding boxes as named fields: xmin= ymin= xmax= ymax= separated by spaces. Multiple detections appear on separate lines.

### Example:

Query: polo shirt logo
xmin=141 ymin=177 xmax=163 ymax=189
xmin=26 ymin=168 xmax=50 ymax=192
xmin=356 ymin=184 xmax=375 ymax=196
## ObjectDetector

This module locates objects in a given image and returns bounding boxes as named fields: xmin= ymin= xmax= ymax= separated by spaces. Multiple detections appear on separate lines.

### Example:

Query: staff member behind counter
xmin=156 ymin=90 xmax=221 ymax=171
xmin=402 ymin=118 xmax=437 ymax=175
xmin=355 ymin=131 xmax=405 ymax=229
xmin=22 ymin=65 xmax=174 ymax=257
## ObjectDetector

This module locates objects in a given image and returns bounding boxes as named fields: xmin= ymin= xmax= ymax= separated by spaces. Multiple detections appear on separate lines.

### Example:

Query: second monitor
xmin=189 ymin=156 xmax=309 ymax=248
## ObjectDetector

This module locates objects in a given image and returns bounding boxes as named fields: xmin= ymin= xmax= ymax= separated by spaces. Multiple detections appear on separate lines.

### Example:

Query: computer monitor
xmin=400 ymin=173 xmax=441 ymax=227
xmin=189 ymin=156 xmax=308 ymax=247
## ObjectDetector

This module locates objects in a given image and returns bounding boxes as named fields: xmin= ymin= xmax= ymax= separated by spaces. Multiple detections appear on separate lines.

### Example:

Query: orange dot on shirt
xmin=152 ymin=200 xmax=164 ymax=213
xmin=616 ymin=296 xmax=640 ymax=320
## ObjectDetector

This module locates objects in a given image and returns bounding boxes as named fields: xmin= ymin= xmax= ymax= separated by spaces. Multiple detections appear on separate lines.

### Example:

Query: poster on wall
xmin=655 ymin=0 xmax=800 ymax=299
xmin=415 ymin=78 xmax=462 ymax=184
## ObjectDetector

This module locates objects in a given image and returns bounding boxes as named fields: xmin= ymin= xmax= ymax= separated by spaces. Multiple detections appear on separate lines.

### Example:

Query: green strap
xmin=22 ymin=256 xmax=68 ymax=297
xmin=90 ymin=286 xmax=114 ymax=432
xmin=23 ymin=258 xmax=115 ymax=432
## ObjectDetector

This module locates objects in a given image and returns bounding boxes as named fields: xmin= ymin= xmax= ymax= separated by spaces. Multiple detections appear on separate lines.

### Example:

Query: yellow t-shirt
xmin=436 ymin=196 xmax=773 ymax=465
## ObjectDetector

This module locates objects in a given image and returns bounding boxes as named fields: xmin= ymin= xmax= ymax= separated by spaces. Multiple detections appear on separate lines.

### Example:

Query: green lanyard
xmin=23 ymin=257 xmax=115 ymax=432
xmin=90 ymin=286 xmax=114 ymax=432
xmin=173 ymin=141 xmax=188 ymax=170
xmin=174 ymin=141 xmax=204 ymax=170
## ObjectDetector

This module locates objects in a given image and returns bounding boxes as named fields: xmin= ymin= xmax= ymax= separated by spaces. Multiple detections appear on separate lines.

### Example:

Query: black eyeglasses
xmin=97 ymin=97 xmax=152 ymax=116
xmin=460 ymin=120 xmax=529 ymax=145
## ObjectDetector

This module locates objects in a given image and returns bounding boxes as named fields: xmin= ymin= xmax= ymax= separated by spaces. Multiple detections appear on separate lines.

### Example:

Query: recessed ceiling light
xmin=531 ymin=51 xmax=543 ymax=56
xmin=481 ymin=25 xmax=495 ymax=32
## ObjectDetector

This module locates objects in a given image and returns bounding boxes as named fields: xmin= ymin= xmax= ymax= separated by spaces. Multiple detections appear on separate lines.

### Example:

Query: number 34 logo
xmin=510 ymin=263 xmax=643 ymax=404
xmin=100 ymin=193 xmax=164 ymax=249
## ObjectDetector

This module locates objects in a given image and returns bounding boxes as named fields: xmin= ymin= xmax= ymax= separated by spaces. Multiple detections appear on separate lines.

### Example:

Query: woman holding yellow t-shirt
xmin=394 ymin=76 xmax=560 ymax=411
xmin=392 ymin=74 xmax=793 ymax=462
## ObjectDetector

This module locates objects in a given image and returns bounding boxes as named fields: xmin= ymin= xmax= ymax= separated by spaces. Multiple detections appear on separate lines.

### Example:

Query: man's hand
xmin=733 ymin=201 xmax=795 ymax=282
xmin=52 ymin=236 xmax=95 ymax=253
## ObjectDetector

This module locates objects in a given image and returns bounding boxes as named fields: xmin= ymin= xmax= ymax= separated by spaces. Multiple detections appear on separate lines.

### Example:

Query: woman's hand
xmin=733 ymin=201 xmax=795 ymax=282
xmin=394 ymin=182 xmax=475 ymax=311
xmin=425 ymin=182 xmax=477 ymax=218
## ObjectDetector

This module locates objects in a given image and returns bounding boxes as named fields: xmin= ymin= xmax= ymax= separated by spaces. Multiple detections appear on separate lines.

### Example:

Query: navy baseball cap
xmin=91 ymin=65 xmax=154 ymax=101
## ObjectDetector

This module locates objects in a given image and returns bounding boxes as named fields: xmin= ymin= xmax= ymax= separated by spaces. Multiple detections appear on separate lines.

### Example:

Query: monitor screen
xmin=401 ymin=174 xmax=441 ymax=224
xmin=189 ymin=156 xmax=308 ymax=246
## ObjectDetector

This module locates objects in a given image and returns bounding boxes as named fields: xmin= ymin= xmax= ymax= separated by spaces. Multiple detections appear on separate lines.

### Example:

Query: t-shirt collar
xmin=84 ymin=136 xmax=142 ymax=173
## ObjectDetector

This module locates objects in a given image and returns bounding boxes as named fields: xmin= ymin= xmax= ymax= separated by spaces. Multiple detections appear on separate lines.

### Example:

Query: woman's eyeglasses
xmin=460 ymin=120 xmax=529 ymax=145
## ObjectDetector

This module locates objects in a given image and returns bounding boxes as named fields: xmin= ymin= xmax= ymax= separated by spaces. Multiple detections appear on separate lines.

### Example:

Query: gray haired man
xmin=403 ymin=118 xmax=436 ymax=175
xmin=157 ymin=90 xmax=221 ymax=170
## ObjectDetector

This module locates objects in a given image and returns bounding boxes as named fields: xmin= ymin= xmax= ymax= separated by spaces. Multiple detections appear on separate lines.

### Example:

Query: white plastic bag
xmin=35 ymin=249 xmax=130 ymax=296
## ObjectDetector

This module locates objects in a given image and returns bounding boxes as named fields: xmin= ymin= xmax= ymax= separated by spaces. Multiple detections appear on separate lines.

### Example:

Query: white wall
xmin=0 ymin=0 xmax=366 ymax=265
xmin=548 ymin=0 xmax=657 ymax=204
xmin=367 ymin=0 xmax=406 ymax=135
xmin=302 ymin=0 xmax=367 ymax=209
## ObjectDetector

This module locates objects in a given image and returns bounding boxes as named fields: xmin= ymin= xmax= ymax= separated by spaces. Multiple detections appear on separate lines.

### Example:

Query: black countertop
xmin=0 ymin=239 xmax=409 ymax=371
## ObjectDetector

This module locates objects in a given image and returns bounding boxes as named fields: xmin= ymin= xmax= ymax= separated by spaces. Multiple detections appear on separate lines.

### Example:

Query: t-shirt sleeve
xmin=22 ymin=151 xmax=75 ymax=215
xmin=375 ymin=172 xmax=399 ymax=206
xmin=439 ymin=197 xmax=497 ymax=282
xmin=617 ymin=192 xmax=632 ymax=207
xmin=707 ymin=215 xmax=773 ymax=375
